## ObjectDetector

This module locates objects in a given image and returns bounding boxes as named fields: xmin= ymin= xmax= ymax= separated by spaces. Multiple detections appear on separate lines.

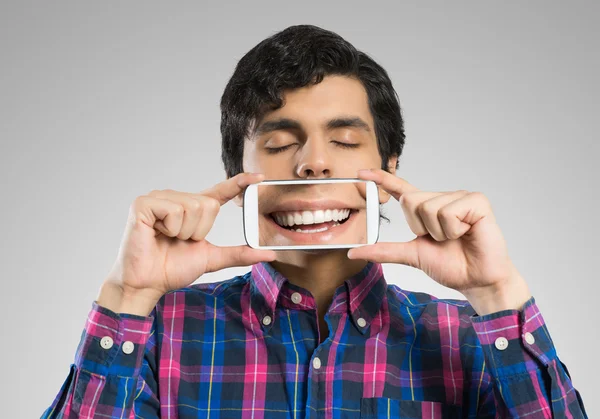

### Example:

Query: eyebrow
xmin=254 ymin=116 xmax=371 ymax=136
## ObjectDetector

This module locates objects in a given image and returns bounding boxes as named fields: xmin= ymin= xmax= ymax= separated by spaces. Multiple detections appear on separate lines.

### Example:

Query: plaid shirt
xmin=42 ymin=261 xmax=587 ymax=418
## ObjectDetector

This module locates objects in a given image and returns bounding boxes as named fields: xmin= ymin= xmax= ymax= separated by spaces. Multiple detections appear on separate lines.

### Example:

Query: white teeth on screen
xmin=302 ymin=211 xmax=314 ymax=225
xmin=273 ymin=209 xmax=350 ymax=228
xmin=294 ymin=213 xmax=303 ymax=225
xmin=313 ymin=210 xmax=325 ymax=224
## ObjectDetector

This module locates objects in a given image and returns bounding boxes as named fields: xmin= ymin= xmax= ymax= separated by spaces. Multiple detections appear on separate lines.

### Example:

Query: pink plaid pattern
xmin=43 ymin=262 xmax=587 ymax=418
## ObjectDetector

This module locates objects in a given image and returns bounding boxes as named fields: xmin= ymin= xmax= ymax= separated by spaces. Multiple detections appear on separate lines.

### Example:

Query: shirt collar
xmin=249 ymin=261 xmax=387 ymax=334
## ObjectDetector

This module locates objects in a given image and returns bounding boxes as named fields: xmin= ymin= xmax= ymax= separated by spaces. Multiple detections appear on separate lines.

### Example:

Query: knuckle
xmin=171 ymin=205 xmax=184 ymax=216
xmin=418 ymin=201 xmax=434 ymax=215
xmin=187 ymin=198 xmax=203 ymax=213
xmin=438 ymin=207 xmax=452 ymax=220
xmin=470 ymin=191 xmax=491 ymax=207
xmin=204 ymin=197 xmax=220 ymax=213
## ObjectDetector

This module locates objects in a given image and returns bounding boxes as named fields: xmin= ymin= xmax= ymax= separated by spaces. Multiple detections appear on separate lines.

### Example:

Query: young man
xmin=43 ymin=25 xmax=587 ymax=418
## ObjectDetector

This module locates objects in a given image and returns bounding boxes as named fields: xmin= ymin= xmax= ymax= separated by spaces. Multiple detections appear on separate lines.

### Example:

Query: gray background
xmin=1 ymin=2 xmax=597 ymax=417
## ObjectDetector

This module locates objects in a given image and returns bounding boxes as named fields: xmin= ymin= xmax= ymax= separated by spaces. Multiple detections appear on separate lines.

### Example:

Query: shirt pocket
xmin=360 ymin=398 xmax=462 ymax=419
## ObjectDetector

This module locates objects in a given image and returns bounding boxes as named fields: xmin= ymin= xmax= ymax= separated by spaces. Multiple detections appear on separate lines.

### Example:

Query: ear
xmin=386 ymin=155 xmax=398 ymax=174
xmin=378 ymin=155 xmax=398 ymax=204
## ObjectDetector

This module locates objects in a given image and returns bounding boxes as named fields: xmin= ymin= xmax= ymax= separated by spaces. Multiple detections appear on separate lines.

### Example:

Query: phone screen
xmin=255 ymin=182 xmax=368 ymax=247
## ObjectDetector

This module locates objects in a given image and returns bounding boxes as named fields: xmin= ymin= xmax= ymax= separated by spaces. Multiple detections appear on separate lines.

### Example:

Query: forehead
xmin=256 ymin=75 xmax=374 ymax=131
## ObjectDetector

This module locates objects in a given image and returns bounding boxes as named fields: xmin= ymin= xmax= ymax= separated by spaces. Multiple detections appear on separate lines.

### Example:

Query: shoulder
xmin=156 ymin=271 xmax=251 ymax=311
xmin=385 ymin=283 xmax=477 ymax=319
xmin=384 ymin=285 xmax=482 ymax=348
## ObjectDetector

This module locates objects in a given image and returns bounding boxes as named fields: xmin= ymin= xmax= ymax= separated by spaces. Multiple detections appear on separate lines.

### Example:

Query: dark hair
xmin=220 ymin=24 xmax=405 ymax=176
xmin=220 ymin=24 xmax=406 ymax=224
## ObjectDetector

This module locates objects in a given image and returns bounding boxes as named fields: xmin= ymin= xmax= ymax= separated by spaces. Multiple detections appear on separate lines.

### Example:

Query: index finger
xmin=198 ymin=172 xmax=264 ymax=205
xmin=356 ymin=169 xmax=419 ymax=201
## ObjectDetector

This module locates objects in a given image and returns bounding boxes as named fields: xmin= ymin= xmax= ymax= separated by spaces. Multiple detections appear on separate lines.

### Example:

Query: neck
xmin=270 ymin=250 xmax=368 ymax=313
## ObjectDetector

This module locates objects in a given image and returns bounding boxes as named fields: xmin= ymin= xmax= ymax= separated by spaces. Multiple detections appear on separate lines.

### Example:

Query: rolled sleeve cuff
xmin=74 ymin=300 xmax=155 ymax=377
xmin=470 ymin=296 xmax=557 ymax=377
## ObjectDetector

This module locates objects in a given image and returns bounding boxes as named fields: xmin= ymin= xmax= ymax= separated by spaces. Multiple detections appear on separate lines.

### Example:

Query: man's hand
xmin=99 ymin=172 xmax=277 ymax=315
xmin=347 ymin=169 xmax=531 ymax=316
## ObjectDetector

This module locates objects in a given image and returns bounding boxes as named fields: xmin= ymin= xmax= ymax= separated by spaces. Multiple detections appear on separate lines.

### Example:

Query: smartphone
xmin=243 ymin=178 xmax=380 ymax=250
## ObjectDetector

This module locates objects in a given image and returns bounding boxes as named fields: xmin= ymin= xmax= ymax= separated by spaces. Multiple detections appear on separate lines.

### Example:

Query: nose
xmin=295 ymin=138 xmax=332 ymax=179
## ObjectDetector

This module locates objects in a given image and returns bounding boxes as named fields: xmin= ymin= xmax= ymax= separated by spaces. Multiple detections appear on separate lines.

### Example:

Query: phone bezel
xmin=243 ymin=178 xmax=380 ymax=250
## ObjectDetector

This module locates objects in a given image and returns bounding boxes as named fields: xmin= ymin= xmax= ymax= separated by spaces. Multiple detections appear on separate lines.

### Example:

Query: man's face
xmin=241 ymin=75 xmax=393 ymax=249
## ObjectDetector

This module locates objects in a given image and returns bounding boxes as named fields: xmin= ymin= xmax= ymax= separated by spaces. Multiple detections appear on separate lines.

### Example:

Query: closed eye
xmin=265 ymin=141 xmax=359 ymax=154
xmin=332 ymin=141 xmax=360 ymax=149
xmin=265 ymin=144 xmax=295 ymax=154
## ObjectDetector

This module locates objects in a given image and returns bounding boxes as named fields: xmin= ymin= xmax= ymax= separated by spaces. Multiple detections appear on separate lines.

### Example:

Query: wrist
xmin=462 ymin=268 xmax=532 ymax=316
xmin=118 ymin=292 xmax=160 ymax=317
xmin=96 ymin=281 xmax=162 ymax=317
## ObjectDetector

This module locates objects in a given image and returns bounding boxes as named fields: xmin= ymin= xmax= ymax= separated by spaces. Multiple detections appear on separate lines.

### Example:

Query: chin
xmin=297 ymin=248 xmax=346 ymax=256
xmin=301 ymin=248 xmax=332 ymax=255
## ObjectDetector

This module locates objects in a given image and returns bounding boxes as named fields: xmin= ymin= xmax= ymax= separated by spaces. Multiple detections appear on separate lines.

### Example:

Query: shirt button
xmin=312 ymin=357 xmax=321 ymax=370
xmin=291 ymin=292 xmax=302 ymax=304
xmin=100 ymin=336 xmax=114 ymax=350
xmin=262 ymin=315 xmax=272 ymax=326
xmin=524 ymin=332 xmax=535 ymax=345
xmin=122 ymin=341 xmax=135 ymax=354
xmin=357 ymin=317 xmax=367 ymax=328
xmin=495 ymin=337 xmax=509 ymax=351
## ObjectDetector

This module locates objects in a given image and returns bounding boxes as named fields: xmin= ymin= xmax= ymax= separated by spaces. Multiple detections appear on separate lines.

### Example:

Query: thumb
xmin=347 ymin=239 xmax=420 ymax=269
xmin=205 ymin=244 xmax=277 ymax=273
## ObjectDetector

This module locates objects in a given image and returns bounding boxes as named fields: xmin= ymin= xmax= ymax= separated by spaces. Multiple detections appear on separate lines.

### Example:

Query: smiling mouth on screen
xmin=265 ymin=208 xmax=359 ymax=244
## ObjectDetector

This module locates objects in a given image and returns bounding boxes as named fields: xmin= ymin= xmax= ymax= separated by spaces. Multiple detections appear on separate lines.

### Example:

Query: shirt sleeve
xmin=41 ymin=300 xmax=161 ymax=418
xmin=470 ymin=296 xmax=588 ymax=418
